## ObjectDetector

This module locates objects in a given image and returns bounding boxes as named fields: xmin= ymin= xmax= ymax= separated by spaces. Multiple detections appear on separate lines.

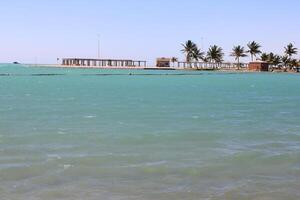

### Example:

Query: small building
xmin=156 ymin=58 xmax=171 ymax=67
xmin=297 ymin=62 xmax=300 ymax=72
xmin=248 ymin=61 xmax=269 ymax=71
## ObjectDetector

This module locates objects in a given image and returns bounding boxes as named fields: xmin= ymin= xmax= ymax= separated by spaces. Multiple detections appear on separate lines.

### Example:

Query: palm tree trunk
xmin=238 ymin=58 xmax=240 ymax=70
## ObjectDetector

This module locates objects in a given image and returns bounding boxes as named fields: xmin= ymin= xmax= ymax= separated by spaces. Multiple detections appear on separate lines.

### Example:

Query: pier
xmin=176 ymin=61 xmax=249 ymax=69
xmin=62 ymin=58 xmax=147 ymax=67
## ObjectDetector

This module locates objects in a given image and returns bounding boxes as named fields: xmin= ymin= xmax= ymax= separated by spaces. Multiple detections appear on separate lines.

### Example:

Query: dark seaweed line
xmin=0 ymin=72 xmax=267 ymax=77
xmin=0 ymin=73 xmax=205 ymax=76
xmin=0 ymin=74 xmax=66 ymax=76
xmin=83 ymin=73 xmax=205 ymax=76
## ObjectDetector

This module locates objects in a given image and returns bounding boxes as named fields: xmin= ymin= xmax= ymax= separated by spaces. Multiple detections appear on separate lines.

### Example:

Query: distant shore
xmin=28 ymin=64 xmax=299 ymax=73
xmin=29 ymin=64 xmax=248 ymax=72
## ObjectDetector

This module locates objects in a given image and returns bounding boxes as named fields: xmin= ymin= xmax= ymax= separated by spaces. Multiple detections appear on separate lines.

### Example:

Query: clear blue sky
xmin=0 ymin=0 xmax=299 ymax=64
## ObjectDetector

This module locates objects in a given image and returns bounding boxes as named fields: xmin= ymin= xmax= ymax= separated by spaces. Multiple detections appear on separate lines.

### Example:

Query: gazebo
xmin=156 ymin=58 xmax=171 ymax=67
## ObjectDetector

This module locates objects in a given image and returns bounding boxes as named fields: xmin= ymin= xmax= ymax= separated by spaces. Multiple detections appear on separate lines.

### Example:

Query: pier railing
xmin=175 ymin=61 xmax=248 ymax=69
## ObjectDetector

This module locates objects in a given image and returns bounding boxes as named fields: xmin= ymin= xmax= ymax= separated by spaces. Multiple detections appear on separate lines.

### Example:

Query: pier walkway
xmin=62 ymin=58 xmax=147 ymax=67
xmin=176 ymin=61 xmax=248 ymax=69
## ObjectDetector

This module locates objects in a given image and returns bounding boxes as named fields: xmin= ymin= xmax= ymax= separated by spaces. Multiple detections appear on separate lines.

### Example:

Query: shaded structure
xmin=62 ymin=58 xmax=147 ymax=67
xmin=248 ymin=61 xmax=269 ymax=71
xmin=156 ymin=58 xmax=171 ymax=67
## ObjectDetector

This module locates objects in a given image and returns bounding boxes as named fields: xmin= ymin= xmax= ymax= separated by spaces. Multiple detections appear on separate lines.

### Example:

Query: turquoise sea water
xmin=0 ymin=64 xmax=300 ymax=200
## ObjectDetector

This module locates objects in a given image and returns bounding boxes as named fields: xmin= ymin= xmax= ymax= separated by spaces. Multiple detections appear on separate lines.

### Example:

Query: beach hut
xmin=156 ymin=58 xmax=171 ymax=67
xmin=248 ymin=61 xmax=269 ymax=71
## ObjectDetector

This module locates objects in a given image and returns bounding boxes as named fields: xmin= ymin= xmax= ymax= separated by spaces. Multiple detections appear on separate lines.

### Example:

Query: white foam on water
xmin=47 ymin=154 xmax=62 ymax=160
xmin=279 ymin=111 xmax=291 ymax=114
xmin=57 ymin=131 xmax=67 ymax=135
xmin=63 ymin=164 xmax=73 ymax=170
xmin=121 ymin=161 xmax=167 ymax=168
xmin=83 ymin=115 xmax=97 ymax=119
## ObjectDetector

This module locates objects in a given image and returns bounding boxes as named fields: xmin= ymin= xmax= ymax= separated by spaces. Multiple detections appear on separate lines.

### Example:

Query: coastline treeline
xmin=181 ymin=40 xmax=299 ymax=70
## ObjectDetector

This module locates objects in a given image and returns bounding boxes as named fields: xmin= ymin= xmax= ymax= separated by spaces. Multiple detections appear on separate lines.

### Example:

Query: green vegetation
xmin=285 ymin=43 xmax=298 ymax=58
xmin=181 ymin=40 xmax=197 ymax=63
xmin=180 ymin=40 xmax=299 ymax=71
xmin=231 ymin=45 xmax=248 ymax=70
xmin=206 ymin=45 xmax=224 ymax=64
xmin=247 ymin=41 xmax=262 ymax=61
xmin=260 ymin=44 xmax=298 ymax=70
xmin=181 ymin=40 xmax=205 ymax=67
xmin=171 ymin=57 xmax=178 ymax=67
xmin=192 ymin=48 xmax=205 ymax=62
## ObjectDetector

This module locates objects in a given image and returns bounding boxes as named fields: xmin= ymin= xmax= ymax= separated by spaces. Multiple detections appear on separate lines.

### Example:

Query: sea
xmin=0 ymin=64 xmax=300 ymax=200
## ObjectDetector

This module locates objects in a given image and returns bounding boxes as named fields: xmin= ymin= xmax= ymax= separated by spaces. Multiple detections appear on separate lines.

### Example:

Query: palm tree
xmin=272 ymin=55 xmax=281 ymax=66
xmin=207 ymin=45 xmax=224 ymax=63
xmin=281 ymin=55 xmax=291 ymax=68
xmin=192 ymin=47 xmax=205 ymax=62
xmin=267 ymin=52 xmax=275 ymax=63
xmin=260 ymin=53 xmax=269 ymax=61
xmin=284 ymin=43 xmax=298 ymax=70
xmin=202 ymin=56 xmax=209 ymax=63
xmin=231 ymin=45 xmax=248 ymax=70
xmin=247 ymin=41 xmax=262 ymax=61
xmin=181 ymin=40 xmax=197 ymax=63
xmin=190 ymin=47 xmax=205 ymax=69
xmin=207 ymin=45 xmax=224 ymax=69
xmin=260 ymin=52 xmax=281 ymax=66
xmin=171 ymin=57 xmax=178 ymax=67
xmin=284 ymin=43 xmax=298 ymax=58
xmin=290 ymin=59 xmax=298 ymax=69
xmin=266 ymin=54 xmax=281 ymax=70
